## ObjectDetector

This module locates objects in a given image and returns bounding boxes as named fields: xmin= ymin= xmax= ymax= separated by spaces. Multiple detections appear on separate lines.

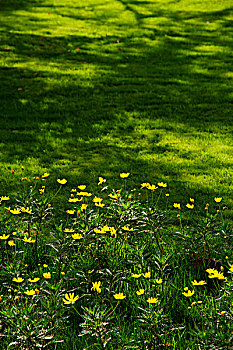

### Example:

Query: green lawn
xmin=1 ymin=1 xmax=233 ymax=348
xmin=1 ymin=0 xmax=233 ymax=212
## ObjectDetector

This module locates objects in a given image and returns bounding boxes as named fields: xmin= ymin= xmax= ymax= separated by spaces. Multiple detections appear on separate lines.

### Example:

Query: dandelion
xmin=0 ymin=234 xmax=10 ymax=240
xmin=214 ymin=197 xmax=222 ymax=203
xmin=165 ymin=193 xmax=170 ymax=197
xmin=43 ymin=272 xmax=51 ymax=279
xmin=8 ymin=240 xmax=16 ymax=246
xmin=12 ymin=277 xmax=24 ymax=283
xmin=147 ymin=297 xmax=158 ymax=305
xmin=136 ymin=289 xmax=145 ymax=295
xmin=63 ymin=293 xmax=79 ymax=305
xmin=28 ymin=278 xmax=40 ymax=283
xmin=98 ymin=177 xmax=106 ymax=185
xmin=147 ymin=184 xmax=158 ymax=191
xmin=22 ymin=236 xmax=35 ymax=243
xmin=114 ymin=293 xmax=126 ymax=300
xmin=186 ymin=203 xmax=194 ymax=209
xmin=182 ymin=289 xmax=195 ymax=297
xmin=57 ymin=179 xmax=67 ymax=185
xmin=191 ymin=280 xmax=207 ymax=286
xmin=206 ymin=268 xmax=226 ymax=280
xmin=25 ymin=289 xmax=36 ymax=296
xmin=12 ymin=231 xmax=17 ymax=235
xmin=143 ymin=272 xmax=151 ymax=278
xmin=120 ymin=173 xmax=130 ymax=178
xmin=43 ymin=264 xmax=48 ymax=268
xmin=72 ymin=233 xmax=83 ymax=240
xmin=173 ymin=203 xmax=181 ymax=210
xmin=155 ymin=278 xmax=163 ymax=284
xmin=76 ymin=191 xmax=92 ymax=197
xmin=78 ymin=185 xmax=86 ymax=190
xmin=91 ymin=281 xmax=101 ymax=293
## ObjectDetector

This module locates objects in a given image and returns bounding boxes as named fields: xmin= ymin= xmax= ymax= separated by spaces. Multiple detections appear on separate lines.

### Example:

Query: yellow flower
xmin=76 ymin=192 xmax=92 ymax=197
xmin=78 ymin=185 xmax=86 ymax=190
xmin=43 ymin=272 xmax=51 ymax=279
xmin=186 ymin=203 xmax=194 ymax=209
xmin=191 ymin=301 xmax=196 ymax=307
xmin=120 ymin=173 xmax=130 ymax=178
xmin=81 ymin=204 xmax=88 ymax=211
xmin=8 ymin=240 xmax=16 ymax=246
xmin=229 ymin=265 xmax=233 ymax=272
xmin=23 ymin=315 xmax=28 ymax=321
xmin=28 ymin=278 xmax=40 ymax=283
xmin=206 ymin=268 xmax=226 ymax=280
xmin=66 ymin=210 xmax=75 ymax=214
xmin=143 ymin=272 xmax=151 ymax=278
xmin=42 ymin=173 xmax=50 ymax=178
xmin=114 ymin=292 xmax=126 ymax=300
xmin=10 ymin=209 xmax=21 ymax=214
xmin=132 ymin=273 xmax=142 ymax=278
xmin=72 ymin=233 xmax=83 ymax=240
xmin=69 ymin=198 xmax=82 ymax=203
xmin=93 ymin=196 xmax=103 ymax=203
xmin=43 ymin=264 xmax=48 ymax=268
xmin=64 ymin=228 xmax=75 ymax=233
xmin=147 ymin=184 xmax=158 ymax=191
xmin=110 ymin=227 xmax=117 ymax=238
xmin=190 ymin=198 xmax=194 ymax=203
xmin=173 ymin=203 xmax=181 ymax=210
xmin=122 ymin=225 xmax=133 ymax=231
xmin=220 ymin=311 xmax=226 ymax=316
xmin=22 ymin=236 xmax=36 ymax=243
xmin=12 ymin=231 xmax=17 ymax=235
xmin=57 ymin=179 xmax=67 ymax=185
xmin=155 ymin=278 xmax=162 ymax=284
xmin=158 ymin=182 xmax=167 ymax=188
xmin=191 ymin=280 xmax=207 ymax=286
xmin=108 ymin=193 xmax=118 ymax=199
xmin=63 ymin=293 xmax=79 ymax=305
xmin=147 ymin=297 xmax=158 ymax=305
xmin=91 ymin=281 xmax=101 ymax=293
xmin=0 ymin=234 xmax=10 ymax=240
xmin=61 ymin=272 xmax=65 ymax=276
xmin=1 ymin=196 xmax=10 ymax=201
xmin=165 ymin=193 xmax=170 ymax=197
xmin=95 ymin=202 xmax=105 ymax=207
xmin=24 ymin=289 xmax=36 ymax=296
xmin=140 ymin=183 xmax=150 ymax=189
xmin=182 ymin=289 xmax=195 ymax=297
xmin=136 ymin=289 xmax=145 ymax=295
xmin=98 ymin=177 xmax=106 ymax=185
xmin=21 ymin=207 xmax=33 ymax=214
xmin=12 ymin=277 xmax=24 ymax=283
xmin=35 ymin=288 xmax=39 ymax=295
xmin=214 ymin=197 xmax=222 ymax=203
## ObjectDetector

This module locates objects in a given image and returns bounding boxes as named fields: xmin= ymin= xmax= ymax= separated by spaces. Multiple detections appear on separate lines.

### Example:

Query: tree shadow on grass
xmin=0 ymin=0 xmax=233 ymax=207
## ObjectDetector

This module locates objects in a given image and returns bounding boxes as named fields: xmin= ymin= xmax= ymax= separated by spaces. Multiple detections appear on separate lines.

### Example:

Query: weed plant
xmin=0 ymin=173 xmax=233 ymax=349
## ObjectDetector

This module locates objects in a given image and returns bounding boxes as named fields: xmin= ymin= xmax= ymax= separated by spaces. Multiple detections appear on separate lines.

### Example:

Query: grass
xmin=1 ymin=0 xmax=233 ymax=348
xmin=0 ymin=0 xmax=233 ymax=214
xmin=0 ymin=175 xmax=233 ymax=349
